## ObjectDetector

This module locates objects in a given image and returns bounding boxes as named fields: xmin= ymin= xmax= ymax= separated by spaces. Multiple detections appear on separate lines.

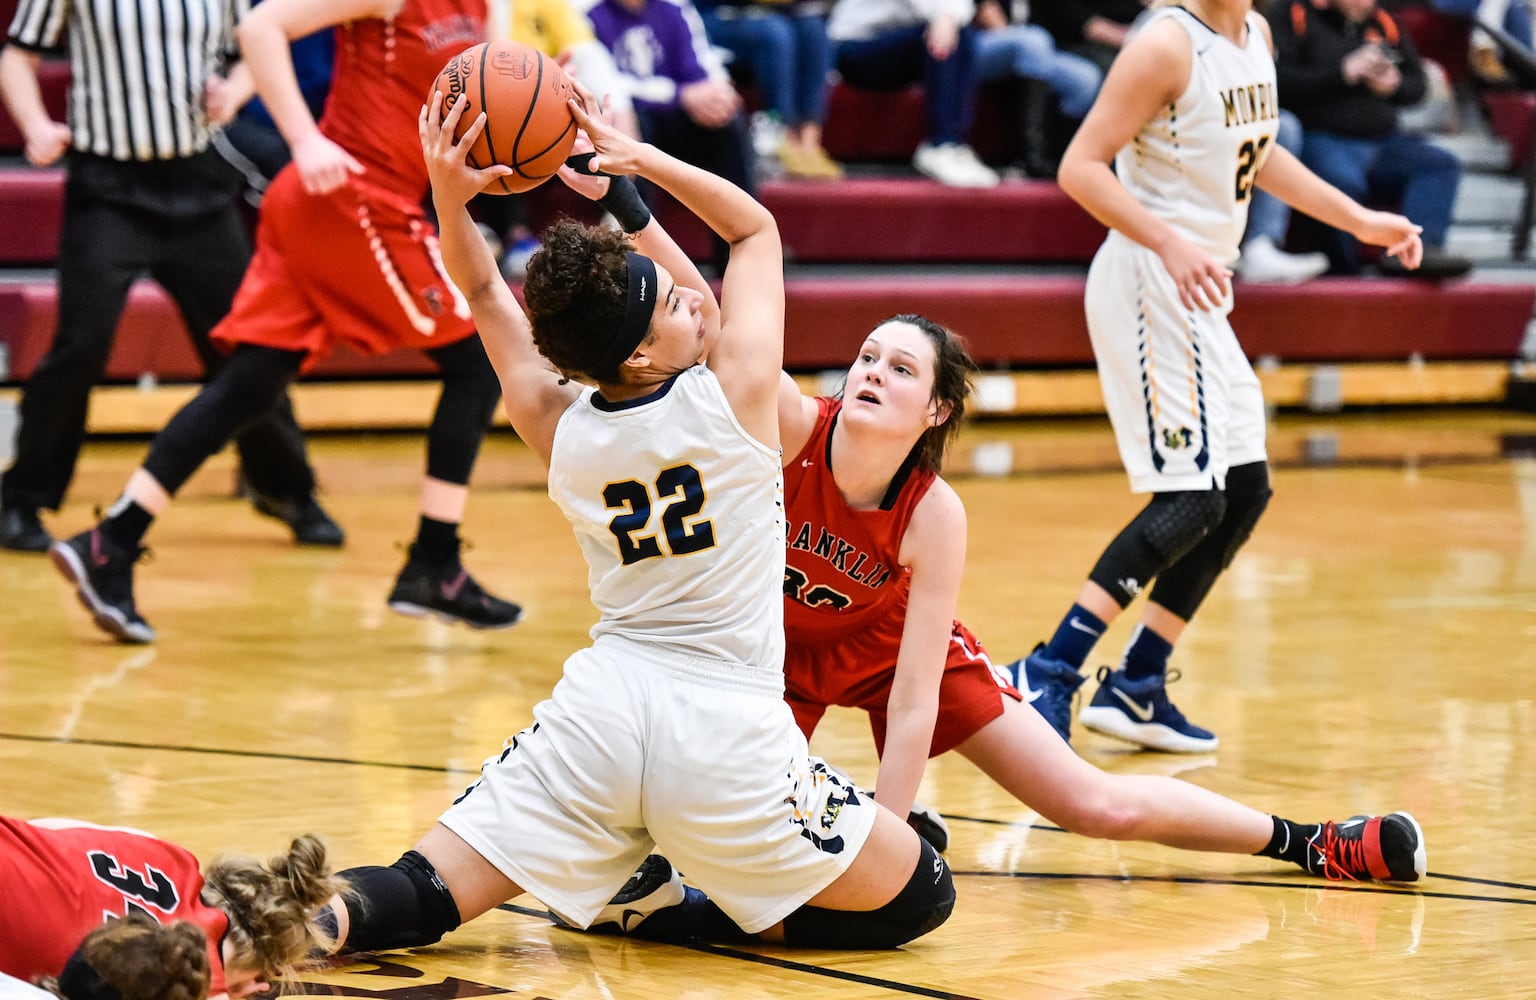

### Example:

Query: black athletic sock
xmin=1257 ymin=816 xmax=1319 ymax=870
xmin=412 ymin=515 xmax=461 ymax=566
xmin=100 ymin=497 xmax=154 ymax=551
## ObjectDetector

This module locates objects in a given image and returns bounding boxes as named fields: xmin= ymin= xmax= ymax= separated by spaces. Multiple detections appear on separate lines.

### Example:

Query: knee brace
xmin=337 ymin=851 xmax=462 ymax=953
xmin=782 ymin=836 xmax=956 ymax=949
xmin=1149 ymin=462 xmax=1272 ymax=620
xmin=1088 ymin=489 xmax=1227 ymax=607
xmin=425 ymin=337 xmax=502 ymax=485
xmin=1213 ymin=462 xmax=1272 ymax=568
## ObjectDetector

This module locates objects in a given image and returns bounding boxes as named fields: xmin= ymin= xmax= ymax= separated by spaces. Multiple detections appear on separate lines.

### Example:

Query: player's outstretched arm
xmin=568 ymin=86 xmax=783 ymax=442
xmin=421 ymin=92 xmax=576 ymax=461
xmin=1253 ymin=145 xmax=1424 ymax=268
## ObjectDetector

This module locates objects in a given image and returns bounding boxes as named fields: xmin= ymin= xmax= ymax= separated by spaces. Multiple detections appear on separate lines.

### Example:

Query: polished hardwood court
xmin=2 ymin=409 xmax=1534 ymax=999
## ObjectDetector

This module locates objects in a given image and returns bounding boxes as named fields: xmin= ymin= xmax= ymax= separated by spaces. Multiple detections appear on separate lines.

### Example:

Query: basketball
xmin=431 ymin=42 xmax=578 ymax=195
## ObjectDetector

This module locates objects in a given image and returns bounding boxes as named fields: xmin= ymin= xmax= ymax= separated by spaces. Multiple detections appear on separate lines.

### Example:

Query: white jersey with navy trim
xmin=547 ymin=364 xmax=786 ymax=670
xmin=1115 ymin=6 xmax=1279 ymax=266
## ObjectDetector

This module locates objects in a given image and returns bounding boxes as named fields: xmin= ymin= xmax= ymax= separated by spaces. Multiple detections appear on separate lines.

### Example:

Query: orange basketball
xmin=431 ymin=42 xmax=578 ymax=195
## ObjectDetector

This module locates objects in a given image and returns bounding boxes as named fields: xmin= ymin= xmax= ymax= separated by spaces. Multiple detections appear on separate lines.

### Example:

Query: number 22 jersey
xmin=1114 ymin=6 xmax=1279 ymax=265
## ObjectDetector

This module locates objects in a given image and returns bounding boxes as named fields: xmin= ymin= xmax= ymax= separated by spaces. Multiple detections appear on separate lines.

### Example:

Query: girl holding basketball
xmin=312 ymin=87 xmax=953 ymax=956
xmin=51 ymin=0 xmax=523 ymax=644
xmin=1015 ymin=0 xmax=1428 ymax=751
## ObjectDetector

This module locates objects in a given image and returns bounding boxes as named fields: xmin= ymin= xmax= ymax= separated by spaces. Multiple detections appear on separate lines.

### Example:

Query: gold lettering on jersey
xmin=791 ymin=523 xmax=892 ymax=588
xmin=1220 ymin=81 xmax=1279 ymax=127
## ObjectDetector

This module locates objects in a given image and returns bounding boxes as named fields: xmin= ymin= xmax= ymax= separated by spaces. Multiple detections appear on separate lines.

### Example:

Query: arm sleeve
xmin=7 ymin=0 xmax=68 ymax=51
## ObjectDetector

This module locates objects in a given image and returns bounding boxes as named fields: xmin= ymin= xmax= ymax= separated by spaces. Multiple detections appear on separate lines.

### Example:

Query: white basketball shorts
xmin=1085 ymin=233 xmax=1267 ymax=493
xmin=438 ymin=634 xmax=878 ymax=934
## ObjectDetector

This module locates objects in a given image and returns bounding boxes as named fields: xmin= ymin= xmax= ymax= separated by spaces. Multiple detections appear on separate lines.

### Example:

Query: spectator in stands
xmin=213 ymin=1 xmax=335 ymax=205
xmin=484 ymin=0 xmax=641 ymax=277
xmin=1033 ymin=0 xmax=1150 ymax=75
xmin=1270 ymin=0 xmax=1473 ymax=277
xmin=1428 ymin=0 xmax=1534 ymax=86
xmin=828 ymin=0 xmax=1000 ymax=186
xmin=973 ymin=0 xmax=1102 ymax=178
xmin=582 ymin=0 xmax=758 ymax=270
xmin=0 ymin=0 xmax=341 ymax=554
xmin=1235 ymin=108 xmax=1331 ymax=282
xmin=695 ymin=0 xmax=843 ymax=179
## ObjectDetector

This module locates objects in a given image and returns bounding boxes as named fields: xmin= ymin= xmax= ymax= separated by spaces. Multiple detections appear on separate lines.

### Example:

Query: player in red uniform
xmin=772 ymin=315 xmax=1427 ymax=884
xmin=10 ymin=915 xmax=209 ymax=1000
xmin=0 ymin=816 xmax=342 ymax=997
xmin=50 ymin=0 xmax=521 ymax=644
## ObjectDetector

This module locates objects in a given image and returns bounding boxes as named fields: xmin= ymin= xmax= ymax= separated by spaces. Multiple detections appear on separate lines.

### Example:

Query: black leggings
xmin=143 ymin=337 xmax=502 ymax=496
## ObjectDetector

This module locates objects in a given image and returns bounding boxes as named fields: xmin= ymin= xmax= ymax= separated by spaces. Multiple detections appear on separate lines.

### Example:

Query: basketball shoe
xmin=50 ymin=528 xmax=154 ymax=644
xmin=1078 ymin=666 xmax=1217 ymax=753
xmin=1005 ymin=644 xmax=1085 ymax=743
xmin=551 ymin=855 xmax=688 ymax=936
xmin=1303 ymin=813 xmax=1426 ymax=883
xmin=251 ymin=492 xmax=345 ymax=547
xmin=387 ymin=548 xmax=523 ymax=630
xmin=908 ymin=801 xmax=951 ymax=853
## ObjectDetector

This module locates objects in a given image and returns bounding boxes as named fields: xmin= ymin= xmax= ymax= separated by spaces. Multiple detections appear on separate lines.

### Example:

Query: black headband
xmin=57 ymin=949 xmax=123 ymax=1000
xmin=592 ymin=252 xmax=658 ymax=380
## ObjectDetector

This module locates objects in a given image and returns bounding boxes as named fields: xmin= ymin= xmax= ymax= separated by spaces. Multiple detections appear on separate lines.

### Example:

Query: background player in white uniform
xmin=315 ymin=88 xmax=954 ymax=956
xmin=1015 ymin=0 xmax=1424 ymax=752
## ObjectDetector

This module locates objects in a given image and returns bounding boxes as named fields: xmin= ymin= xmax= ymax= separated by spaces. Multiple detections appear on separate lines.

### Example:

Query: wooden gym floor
xmin=2 ymin=408 xmax=1534 ymax=998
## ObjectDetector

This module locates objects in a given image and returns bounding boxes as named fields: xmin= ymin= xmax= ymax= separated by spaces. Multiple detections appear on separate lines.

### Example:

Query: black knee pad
xmin=1147 ymin=463 xmax=1272 ymax=620
xmin=1088 ymin=490 xmax=1226 ymax=606
xmin=338 ymin=851 xmax=462 ymax=953
xmin=1216 ymin=462 xmax=1272 ymax=569
xmin=782 ymin=837 xmax=955 ymax=949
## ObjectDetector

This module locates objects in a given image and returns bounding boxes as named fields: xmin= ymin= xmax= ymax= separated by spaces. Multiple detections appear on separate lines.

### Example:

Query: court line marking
xmin=9 ymin=733 xmax=1532 ymax=896
xmin=497 ymin=903 xmax=977 ymax=1000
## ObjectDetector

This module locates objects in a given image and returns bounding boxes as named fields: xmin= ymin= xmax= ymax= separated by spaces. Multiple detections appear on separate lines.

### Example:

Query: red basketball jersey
xmin=0 ymin=819 xmax=228 ymax=990
xmin=783 ymin=397 xmax=935 ymax=652
xmin=322 ymin=0 xmax=488 ymax=200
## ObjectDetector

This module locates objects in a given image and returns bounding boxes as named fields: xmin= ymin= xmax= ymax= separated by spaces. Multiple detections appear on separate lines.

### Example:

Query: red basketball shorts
xmin=212 ymin=166 xmax=478 ymax=362
xmin=785 ymin=621 xmax=1023 ymax=758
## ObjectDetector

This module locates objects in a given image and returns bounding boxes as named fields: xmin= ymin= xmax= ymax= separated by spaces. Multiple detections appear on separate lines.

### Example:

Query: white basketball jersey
xmin=548 ymin=365 xmax=786 ymax=669
xmin=1114 ymin=7 xmax=1279 ymax=265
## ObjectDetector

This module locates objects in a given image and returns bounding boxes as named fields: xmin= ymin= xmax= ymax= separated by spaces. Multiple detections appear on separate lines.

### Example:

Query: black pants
xmin=0 ymin=157 xmax=316 ymax=512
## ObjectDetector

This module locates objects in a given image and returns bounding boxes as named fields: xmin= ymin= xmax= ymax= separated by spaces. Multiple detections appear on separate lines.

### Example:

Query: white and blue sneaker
xmin=1006 ymin=644 xmax=1085 ymax=743
xmin=551 ymin=855 xmax=686 ymax=935
xmin=1078 ymin=666 xmax=1217 ymax=753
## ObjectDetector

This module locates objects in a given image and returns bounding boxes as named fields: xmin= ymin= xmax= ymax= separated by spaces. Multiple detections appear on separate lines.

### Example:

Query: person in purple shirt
xmin=582 ymin=0 xmax=756 ymax=272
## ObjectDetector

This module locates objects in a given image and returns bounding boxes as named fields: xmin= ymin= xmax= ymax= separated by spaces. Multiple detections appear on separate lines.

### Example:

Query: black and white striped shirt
xmin=7 ymin=0 xmax=249 ymax=162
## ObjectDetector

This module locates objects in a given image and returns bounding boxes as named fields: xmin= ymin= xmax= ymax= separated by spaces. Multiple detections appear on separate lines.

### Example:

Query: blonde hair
xmin=37 ymin=915 xmax=209 ymax=1000
xmin=200 ymin=834 xmax=346 ymax=986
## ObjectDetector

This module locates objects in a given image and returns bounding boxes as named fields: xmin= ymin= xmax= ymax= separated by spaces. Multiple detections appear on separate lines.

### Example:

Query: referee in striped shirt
xmin=0 ymin=0 xmax=341 ymax=552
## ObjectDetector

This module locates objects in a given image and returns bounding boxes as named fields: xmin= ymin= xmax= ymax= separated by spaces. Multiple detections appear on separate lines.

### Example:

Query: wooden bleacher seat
xmin=0 ymin=165 xmax=1107 ymax=266
xmin=2 ymin=273 xmax=1529 ymax=385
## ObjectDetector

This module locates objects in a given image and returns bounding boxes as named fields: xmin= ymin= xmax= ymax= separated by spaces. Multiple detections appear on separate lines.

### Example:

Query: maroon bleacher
xmin=2 ymin=274 xmax=1530 ymax=385
xmin=0 ymin=166 xmax=1106 ymax=266
xmin=1392 ymin=4 xmax=1472 ymax=84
